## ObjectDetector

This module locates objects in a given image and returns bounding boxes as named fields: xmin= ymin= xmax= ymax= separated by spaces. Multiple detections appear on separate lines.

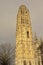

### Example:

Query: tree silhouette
xmin=0 ymin=43 xmax=15 ymax=65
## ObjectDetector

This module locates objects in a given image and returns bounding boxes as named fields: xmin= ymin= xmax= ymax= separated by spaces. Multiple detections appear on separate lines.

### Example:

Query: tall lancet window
xmin=21 ymin=17 xmax=24 ymax=24
xmin=29 ymin=61 xmax=31 ymax=65
xmin=27 ymin=31 xmax=29 ymax=38
xmin=21 ymin=9 xmax=24 ymax=15
xmin=38 ymin=61 xmax=40 ymax=65
xmin=23 ymin=60 xmax=26 ymax=65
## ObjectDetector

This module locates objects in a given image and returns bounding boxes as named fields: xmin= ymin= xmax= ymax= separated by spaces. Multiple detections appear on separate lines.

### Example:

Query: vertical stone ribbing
xmin=15 ymin=5 xmax=42 ymax=65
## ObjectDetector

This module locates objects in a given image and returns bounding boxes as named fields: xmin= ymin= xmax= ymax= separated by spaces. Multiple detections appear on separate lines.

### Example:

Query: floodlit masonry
xmin=15 ymin=5 xmax=42 ymax=65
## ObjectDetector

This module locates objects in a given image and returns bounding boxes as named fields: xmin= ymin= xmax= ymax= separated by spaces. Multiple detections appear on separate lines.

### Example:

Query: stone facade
xmin=15 ymin=5 xmax=42 ymax=65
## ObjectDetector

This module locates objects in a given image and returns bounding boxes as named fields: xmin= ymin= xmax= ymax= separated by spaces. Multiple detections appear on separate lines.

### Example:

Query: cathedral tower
xmin=15 ymin=5 xmax=36 ymax=65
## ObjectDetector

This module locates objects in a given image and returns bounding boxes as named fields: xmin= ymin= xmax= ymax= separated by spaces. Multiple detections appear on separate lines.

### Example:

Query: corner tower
xmin=15 ymin=5 xmax=35 ymax=65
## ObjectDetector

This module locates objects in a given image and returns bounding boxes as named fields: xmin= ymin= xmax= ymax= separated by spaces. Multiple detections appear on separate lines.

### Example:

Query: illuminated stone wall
xmin=15 ymin=5 xmax=42 ymax=65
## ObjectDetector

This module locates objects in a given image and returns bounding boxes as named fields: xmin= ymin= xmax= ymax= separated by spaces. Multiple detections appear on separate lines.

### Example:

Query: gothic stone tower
xmin=15 ymin=5 xmax=36 ymax=65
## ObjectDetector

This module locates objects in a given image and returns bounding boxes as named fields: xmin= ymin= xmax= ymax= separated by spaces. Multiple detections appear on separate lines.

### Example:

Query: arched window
xmin=21 ymin=9 xmax=24 ymax=15
xmin=23 ymin=60 xmax=26 ymax=65
xmin=29 ymin=61 xmax=31 ymax=65
xmin=38 ymin=61 xmax=40 ymax=65
xmin=27 ymin=31 xmax=29 ymax=38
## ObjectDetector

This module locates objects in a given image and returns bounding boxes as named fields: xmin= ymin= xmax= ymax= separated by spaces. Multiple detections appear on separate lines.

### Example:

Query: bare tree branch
xmin=0 ymin=43 xmax=15 ymax=65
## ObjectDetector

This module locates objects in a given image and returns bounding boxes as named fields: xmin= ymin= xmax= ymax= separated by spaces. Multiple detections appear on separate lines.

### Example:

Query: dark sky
xmin=0 ymin=0 xmax=43 ymax=44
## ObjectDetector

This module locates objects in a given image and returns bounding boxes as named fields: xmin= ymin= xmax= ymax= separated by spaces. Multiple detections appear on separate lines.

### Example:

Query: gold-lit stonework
xmin=15 ymin=5 xmax=42 ymax=65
